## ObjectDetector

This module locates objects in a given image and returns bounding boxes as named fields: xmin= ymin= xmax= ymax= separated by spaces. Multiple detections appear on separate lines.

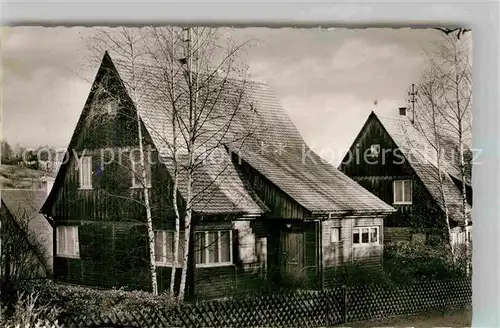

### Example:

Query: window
xmin=352 ymin=227 xmax=379 ymax=246
xmin=104 ymin=100 xmax=118 ymax=116
xmin=393 ymin=180 xmax=412 ymax=204
xmin=78 ymin=156 xmax=92 ymax=189
xmin=330 ymin=227 xmax=340 ymax=243
xmin=154 ymin=231 xmax=185 ymax=266
xmin=195 ymin=230 xmax=232 ymax=266
xmin=367 ymin=144 xmax=380 ymax=158
xmin=131 ymin=150 xmax=152 ymax=188
xmin=56 ymin=226 xmax=79 ymax=257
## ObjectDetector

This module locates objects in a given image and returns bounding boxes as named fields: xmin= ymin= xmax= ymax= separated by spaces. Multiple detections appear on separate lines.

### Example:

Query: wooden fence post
xmin=343 ymin=284 xmax=348 ymax=324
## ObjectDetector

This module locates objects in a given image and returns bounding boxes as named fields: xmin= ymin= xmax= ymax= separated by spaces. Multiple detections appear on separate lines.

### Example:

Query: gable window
xmin=131 ymin=150 xmax=152 ymax=188
xmin=330 ymin=227 xmax=340 ymax=243
xmin=154 ymin=231 xmax=185 ymax=266
xmin=195 ymin=230 xmax=233 ymax=267
xmin=352 ymin=227 xmax=379 ymax=246
xmin=104 ymin=100 xmax=118 ymax=116
xmin=393 ymin=180 xmax=412 ymax=204
xmin=56 ymin=226 xmax=80 ymax=258
xmin=367 ymin=144 xmax=380 ymax=158
xmin=78 ymin=156 xmax=92 ymax=189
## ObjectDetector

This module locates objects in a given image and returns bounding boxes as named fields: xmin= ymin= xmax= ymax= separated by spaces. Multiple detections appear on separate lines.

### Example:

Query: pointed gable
xmin=43 ymin=52 xmax=395 ymax=218
xmin=343 ymin=111 xmax=471 ymax=224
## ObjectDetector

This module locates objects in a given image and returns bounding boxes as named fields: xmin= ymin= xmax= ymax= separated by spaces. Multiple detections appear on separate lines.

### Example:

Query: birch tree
xmin=144 ymin=27 xmax=256 ymax=300
xmin=87 ymin=27 xmax=257 ymax=300
xmin=87 ymin=28 xmax=159 ymax=295
xmin=411 ymin=66 xmax=454 ymax=255
xmin=412 ymin=32 xmax=472 ymax=259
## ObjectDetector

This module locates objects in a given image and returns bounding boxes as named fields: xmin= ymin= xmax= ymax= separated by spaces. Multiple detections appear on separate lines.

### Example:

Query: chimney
xmin=399 ymin=107 xmax=407 ymax=116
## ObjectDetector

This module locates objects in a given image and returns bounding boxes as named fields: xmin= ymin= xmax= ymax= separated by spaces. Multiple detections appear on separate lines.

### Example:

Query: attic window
xmin=104 ymin=100 xmax=119 ymax=116
xmin=367 ymin=144 xmax=380 ymax=158
xmin=130 ymin=150 xmax=152 ymax=188
xmin=78 ymin=156 xmax=92 ymax=189
xmin=393 ymin=180 xmax=412 ymax=204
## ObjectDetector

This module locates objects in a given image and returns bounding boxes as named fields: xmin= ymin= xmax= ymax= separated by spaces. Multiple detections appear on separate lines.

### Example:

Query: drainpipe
xmin=311 ymin=217 xmax=324 ymax=290
xmin=317 ymin=219 xmax=323 ymax=290
xmin=351 ymin=219 xmax=354 ymax=264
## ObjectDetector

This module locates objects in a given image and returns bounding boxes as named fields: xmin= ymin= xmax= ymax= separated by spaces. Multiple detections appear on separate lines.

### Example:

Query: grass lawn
xmin=337 ymin=307 xmax=471 ymax=328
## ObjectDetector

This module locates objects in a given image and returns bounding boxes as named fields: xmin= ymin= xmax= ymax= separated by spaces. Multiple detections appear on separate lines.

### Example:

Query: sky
xmin=2 ymin=27 xmax=448 ymax=165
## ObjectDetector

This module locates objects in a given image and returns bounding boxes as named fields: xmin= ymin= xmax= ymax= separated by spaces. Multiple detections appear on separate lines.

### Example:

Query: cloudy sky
xmin=2 ymin=27 xmax=446 ymax=165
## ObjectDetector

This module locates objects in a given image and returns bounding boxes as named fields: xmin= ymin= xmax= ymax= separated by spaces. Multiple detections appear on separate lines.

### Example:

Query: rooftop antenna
xmin=407 ymin=83 xmax=417 ymax=124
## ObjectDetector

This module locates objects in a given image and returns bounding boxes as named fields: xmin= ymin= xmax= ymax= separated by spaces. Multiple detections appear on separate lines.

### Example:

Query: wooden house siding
xmin=47 ymin=67 xmax=265 ymax=298
xmin=45 ymin=54 xmax=393 ymax=298
xmin=340 ymin=116 xmax=448 ymax=237
xmin=234 ymin=158 xmax=310 ymax=220
xmin=321 ymin=217 xmax=384 ymax=269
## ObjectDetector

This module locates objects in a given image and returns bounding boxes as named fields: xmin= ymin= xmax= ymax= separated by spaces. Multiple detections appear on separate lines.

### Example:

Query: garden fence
xmin=58 ymin=278 xmax=471 ymax=327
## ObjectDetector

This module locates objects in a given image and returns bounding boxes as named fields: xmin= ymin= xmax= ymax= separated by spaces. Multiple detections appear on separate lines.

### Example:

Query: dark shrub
xmin=325 ymin=263 xmax=394 ymax=288
xmin=384 ymin=240 xmax=467 ymax=284
xmin=19 ymin=279 xmax=177 ymax=319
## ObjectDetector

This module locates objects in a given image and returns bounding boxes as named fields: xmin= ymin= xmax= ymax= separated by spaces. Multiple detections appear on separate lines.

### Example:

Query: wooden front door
xmin=281 ymin=231 xmax=305 ymax=284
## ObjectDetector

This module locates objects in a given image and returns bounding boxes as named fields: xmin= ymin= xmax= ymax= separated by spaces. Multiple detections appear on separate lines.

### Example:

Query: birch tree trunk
xmin=169 ymin=28 xmax=181 ymax=296
xmin=128 ymin=39 xmax=158 ymax=295
xmin=414 ymin=69 xmax=454 ymax=257
xmin=87 ymin=26 xmax=254 ymax=300
xmin=433 ymin=127 xmax=453 ymax=255
xmin=135 ymin=114 xmax=158 ymax=295
xmin=178 ymin=27 xmax=195 ymax=301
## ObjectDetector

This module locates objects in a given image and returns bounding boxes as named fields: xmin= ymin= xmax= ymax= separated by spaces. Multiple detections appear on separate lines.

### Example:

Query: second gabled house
xmin=40 ymin=52 xmax=394 ymax=299
xmin=339 ymin=109 xmax=472 ymax=247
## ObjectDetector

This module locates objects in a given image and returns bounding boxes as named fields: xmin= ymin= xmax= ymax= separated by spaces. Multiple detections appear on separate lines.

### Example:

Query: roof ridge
xmin=111 ymin=57 xmax=271 ymax=88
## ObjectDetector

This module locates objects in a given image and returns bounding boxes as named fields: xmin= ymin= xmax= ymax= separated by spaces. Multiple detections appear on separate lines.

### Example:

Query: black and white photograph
xmin=1 ymin=25 xmax=473 ymax=327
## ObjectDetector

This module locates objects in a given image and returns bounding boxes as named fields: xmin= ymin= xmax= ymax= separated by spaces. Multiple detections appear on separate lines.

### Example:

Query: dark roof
xmin=111 ymin=54 xmax=394 ymax=216
xmin=1 ymin=189 xmax=52 ymax=272
xmin=372 ymin=111 xmax=471 ymax=223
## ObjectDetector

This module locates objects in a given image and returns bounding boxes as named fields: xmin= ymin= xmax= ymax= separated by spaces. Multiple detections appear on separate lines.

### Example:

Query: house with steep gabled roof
xmin=40 ymin=52 xmax=394 ymax=299
xmin=339 ymin=109 xmax=472 ymax=247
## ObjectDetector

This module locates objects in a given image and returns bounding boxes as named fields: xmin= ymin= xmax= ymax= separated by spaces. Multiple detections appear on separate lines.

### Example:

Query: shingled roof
xmin=1 ymin=189 xmax=52 ymax=273
xmin=372 ymin=111 xmax=471 ymax=224
xmin=108 ymin=53 xmax=394 ymax=216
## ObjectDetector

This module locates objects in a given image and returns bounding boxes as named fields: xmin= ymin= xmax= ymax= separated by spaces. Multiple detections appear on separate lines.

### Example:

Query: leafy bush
xmin=325 ymin=263 xmax=395 ymax=288
xmin=384 ymin=240 xmax=467 ymax=284
xmin=19 ymin=279 xmax=178 ymax=319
